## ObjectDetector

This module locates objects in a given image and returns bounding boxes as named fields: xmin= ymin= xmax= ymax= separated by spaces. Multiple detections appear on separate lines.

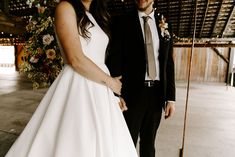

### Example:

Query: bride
xmin=5 ymin=0 xmax=138 ymax=156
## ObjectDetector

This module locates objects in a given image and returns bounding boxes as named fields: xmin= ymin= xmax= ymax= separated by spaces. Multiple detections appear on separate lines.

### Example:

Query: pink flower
xmin=37 ymin=47 xmax=43 ymax=54
xmin=38 ymin=6 xmax=45 ymax=14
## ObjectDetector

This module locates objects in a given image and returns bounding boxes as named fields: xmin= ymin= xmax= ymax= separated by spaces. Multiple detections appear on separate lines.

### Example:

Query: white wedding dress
xmin=5 ymin=12 xmax=138 ymax=157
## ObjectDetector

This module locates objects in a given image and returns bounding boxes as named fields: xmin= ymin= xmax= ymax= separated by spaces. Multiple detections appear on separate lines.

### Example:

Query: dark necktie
xmin=142 ymin=16 xmax=156 ymax=80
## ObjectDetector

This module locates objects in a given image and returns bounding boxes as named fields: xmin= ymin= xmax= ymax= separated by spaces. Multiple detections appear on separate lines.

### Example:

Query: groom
xmin=106 ymin=0 xmax=176 ymax=157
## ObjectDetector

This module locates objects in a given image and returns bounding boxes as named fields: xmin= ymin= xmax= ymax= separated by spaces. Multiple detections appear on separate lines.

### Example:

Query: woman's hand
xmin=107 ymin=76 xmax=122 ymax=95
xmin=118 ymin=97 xmax=128 ymax=112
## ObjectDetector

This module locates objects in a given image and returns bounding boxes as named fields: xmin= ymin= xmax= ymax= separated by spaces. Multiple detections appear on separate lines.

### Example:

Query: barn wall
xmin=174 ymin=47 xmax=229 ymax=82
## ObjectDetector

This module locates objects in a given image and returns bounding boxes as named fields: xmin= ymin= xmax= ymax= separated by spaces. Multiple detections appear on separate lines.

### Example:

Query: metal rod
xmin=0 ymin=129 xmax=19 ymax=136
xmin=180 ymin=0 xmax=198 ymax=156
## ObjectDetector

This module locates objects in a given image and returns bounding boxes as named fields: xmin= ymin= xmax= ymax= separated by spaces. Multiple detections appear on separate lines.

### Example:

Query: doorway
xmin=0 ymin=46 xmax=15 ymax=74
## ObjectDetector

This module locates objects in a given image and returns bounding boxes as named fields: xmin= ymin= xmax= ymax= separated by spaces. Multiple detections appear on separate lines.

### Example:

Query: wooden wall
xmin=174 ymin=47 xmax=229 ymax=82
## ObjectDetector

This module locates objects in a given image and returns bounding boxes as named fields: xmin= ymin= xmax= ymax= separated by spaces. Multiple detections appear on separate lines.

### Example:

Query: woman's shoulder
xmin=56 ymin=1 xmax=74 ymax=12
xmin=55 ymin=0 xmax=76 ymax=17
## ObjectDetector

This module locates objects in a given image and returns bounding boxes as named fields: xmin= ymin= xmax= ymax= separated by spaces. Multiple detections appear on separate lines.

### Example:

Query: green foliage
xmin=20 ymin=1 xmax=63 ymax=89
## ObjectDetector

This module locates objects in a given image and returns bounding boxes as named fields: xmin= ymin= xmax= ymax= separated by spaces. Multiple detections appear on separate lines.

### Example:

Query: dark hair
xmin=62 ymin=0 xmax=110 ymax=39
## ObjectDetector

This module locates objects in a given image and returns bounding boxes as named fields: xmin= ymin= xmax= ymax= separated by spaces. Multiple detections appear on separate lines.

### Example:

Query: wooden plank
xmin=174 ymin=47 xmax=229 ymax=82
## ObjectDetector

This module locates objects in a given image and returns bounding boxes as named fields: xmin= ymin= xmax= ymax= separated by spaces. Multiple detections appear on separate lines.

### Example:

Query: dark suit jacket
xmin=106 ymin=9 xmax=176 ymax=108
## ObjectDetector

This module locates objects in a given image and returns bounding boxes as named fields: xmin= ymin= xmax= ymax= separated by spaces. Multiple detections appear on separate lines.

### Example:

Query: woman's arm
xmin=55 ymin=1 xmax=121 ymax=95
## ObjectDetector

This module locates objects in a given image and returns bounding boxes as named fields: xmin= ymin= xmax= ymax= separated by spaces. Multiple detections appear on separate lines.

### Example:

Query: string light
xmin=0 ymin=37 xmax=25 ymax=45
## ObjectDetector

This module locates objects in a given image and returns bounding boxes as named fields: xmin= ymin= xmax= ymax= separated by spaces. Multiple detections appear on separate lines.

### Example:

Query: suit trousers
xmin=124 ymin=83 xmax=162 ymax=157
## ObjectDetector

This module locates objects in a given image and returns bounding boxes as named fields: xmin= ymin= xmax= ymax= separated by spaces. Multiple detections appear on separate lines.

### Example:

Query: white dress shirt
xmin=138 ymin=10 xmax=160 ymax=81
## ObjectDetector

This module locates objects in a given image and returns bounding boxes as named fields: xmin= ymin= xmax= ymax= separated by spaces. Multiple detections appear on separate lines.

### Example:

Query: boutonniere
xmin=159 ymin=15 xmax=171 ymax=39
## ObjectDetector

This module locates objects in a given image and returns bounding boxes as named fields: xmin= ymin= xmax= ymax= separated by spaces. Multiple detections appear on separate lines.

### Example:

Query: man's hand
xmin=164 ymin=101 xmax=175 ymax=119
xmin=118 ymin=97 xmax=128 ymax=112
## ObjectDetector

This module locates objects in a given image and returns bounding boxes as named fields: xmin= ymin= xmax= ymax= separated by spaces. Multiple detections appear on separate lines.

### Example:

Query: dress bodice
xmin=56 ymin=12 xmax=109 ymax=66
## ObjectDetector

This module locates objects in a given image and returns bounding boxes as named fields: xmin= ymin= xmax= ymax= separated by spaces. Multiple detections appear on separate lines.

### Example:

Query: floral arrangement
xmin=20 ymin=0 xmax=63 ymax=89
xmin=159 ymin=15 xmax=171 ymax=39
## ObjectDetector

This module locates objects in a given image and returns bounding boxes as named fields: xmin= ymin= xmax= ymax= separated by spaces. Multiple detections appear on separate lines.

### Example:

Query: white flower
xmin=29 ymin=56 xmax=39 ymax=63
xmin=159 ymin=15 xmax=171 ymax=39
xmin=43 ymin=34 xmax=54 ymax=45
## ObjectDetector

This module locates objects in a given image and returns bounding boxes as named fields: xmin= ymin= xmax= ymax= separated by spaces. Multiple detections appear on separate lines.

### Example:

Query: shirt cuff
xmin=167 ymin=100 xmax=175 ymax=104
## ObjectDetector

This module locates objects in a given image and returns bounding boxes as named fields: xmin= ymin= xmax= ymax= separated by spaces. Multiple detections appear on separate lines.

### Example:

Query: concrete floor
xmin=0 ymin=69 xmax=235 ymax=157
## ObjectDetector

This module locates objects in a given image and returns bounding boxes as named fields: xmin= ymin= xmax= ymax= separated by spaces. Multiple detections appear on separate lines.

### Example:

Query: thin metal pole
xmin=0 ymin=129 xmax=19 ymax=136
xmin=180 ymin=0 xmax=198 ymax=156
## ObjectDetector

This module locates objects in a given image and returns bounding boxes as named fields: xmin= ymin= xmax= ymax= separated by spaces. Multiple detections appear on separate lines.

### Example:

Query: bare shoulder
xmin=56 ymin=1 xmax=73 ymax=10
xmin=55 ymin=1 xmax=76 ymax=18
xmin=55 ymin=1 xmax=78 ymax=38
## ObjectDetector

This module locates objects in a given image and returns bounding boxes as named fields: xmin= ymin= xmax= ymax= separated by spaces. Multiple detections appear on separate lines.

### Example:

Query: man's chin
xmin=138 ymin=6 xmax=148 ymax=12
xmin=138 ymin=7 xmax=145 ymax=11
xmin=135 ymin=1 xmax=146 ymax=11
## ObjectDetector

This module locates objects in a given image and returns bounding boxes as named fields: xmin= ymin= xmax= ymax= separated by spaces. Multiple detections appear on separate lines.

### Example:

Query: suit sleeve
xmin=166 ymin=22 xmax=176 ymax=101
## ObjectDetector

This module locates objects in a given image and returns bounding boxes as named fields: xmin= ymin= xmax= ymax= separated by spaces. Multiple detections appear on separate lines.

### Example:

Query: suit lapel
xmin=130 ymin=10 xmax=146 ymax=58
xmin=154 ymin=11 xmax=163 ymax=41
xmin=134 ymin=11 xmax=145 ymax=46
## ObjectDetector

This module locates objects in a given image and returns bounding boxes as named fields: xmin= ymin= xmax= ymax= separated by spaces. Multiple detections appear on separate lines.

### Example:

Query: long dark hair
xmin=62 ymin=0 xmax=110 ymax=39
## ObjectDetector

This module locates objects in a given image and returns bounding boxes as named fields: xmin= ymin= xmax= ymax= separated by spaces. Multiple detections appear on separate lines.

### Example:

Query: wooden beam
xmin=0 ymin=25 xmax=25 ymax=35
xmin=175 ymin=37 xmax=235 ymax=42
xmin=174 ymin=42 xmax=235 ymax=47
xmin=9 ymin=8 xmax=36 ymax=17
xmin=210 ymin=0 xmax=224 ymax=37
xmin=177 ymin=0 xmax=182 ymax=36
xmin=211 ymin=47 xmax=229 ymax=63
xmin=3 ymin=0 xmax=9 ymax=14
xmin=187 ymin=1 xmax=195 ymax=37
xmin=167 ymin=0 xmax=170 ymax=18
xmin=221 ymin=5 xmax=235 ymax=38
xmin=199 ymin=0 xmax=210 ymax=38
